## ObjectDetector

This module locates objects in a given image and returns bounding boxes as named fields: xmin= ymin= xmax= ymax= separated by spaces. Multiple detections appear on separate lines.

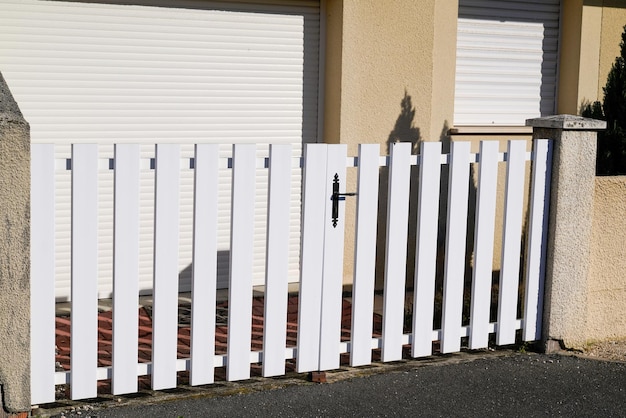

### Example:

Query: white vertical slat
xmin=296 ymin=144 xmax=327 ymax=373
xmin=381 ymin=142 xmax=412 ymax=362
xmin=350 ymin=144 xmax=380 ymax=367
xmin=523 ymin=139 xmax=552 ymax=341
xmin=190 ymin=144 xmax=219 ymax=386
xmin=263 ymin=144 xmax=292 ymax=377
xmin=31 ymin=144 xmax=57 ymax=404
xmin=319 ymin=144 xmax=348 ymax=371
xmin=412 ymin=142 xmax=443 ymax=357
xmin=112 ymin=144 xmax=140 ymax=395
xmin=227 ymin=144 xmax=256 ymax=381
xmin=497 ymin=140 xmax=528 ymax=345
xmin=441 ymin=141 xmax=471 ymax=354
xmin=469 ymin=141 xmax=499 ymax=349
xmin=70 ymin=144 xmax=99 ymax=400
xmin=152 ymin=144 xmax=180 ymax=390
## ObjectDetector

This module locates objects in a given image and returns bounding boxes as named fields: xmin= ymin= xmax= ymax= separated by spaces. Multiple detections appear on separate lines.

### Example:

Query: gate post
xmin=0 ymin=72 xmax=31 ymax=415
xmin=526 ymin=115 xmax=605 ymax=352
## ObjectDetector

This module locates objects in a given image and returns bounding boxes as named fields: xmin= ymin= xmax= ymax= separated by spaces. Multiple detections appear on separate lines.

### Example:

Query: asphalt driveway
xmin=46 ymin=351 xmax=626 ymax=418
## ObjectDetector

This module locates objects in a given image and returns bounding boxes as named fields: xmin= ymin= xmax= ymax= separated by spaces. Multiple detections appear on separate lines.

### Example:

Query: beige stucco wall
xmin=558 ymin=0 xmax=626 ymax=114
xmin=327 ymin=0 xmax=625 ymax=146
xmin=598 ymin=1 xmax=626 ymax=96
xmin=558 ymin=0 xmax=583 ymax=114
xmin=555 ymin=1 xmax=626 ymax=344
xmin=323 ymin=0 xmax=458 ymax=283
xmin=323 ymin=0 xmax=457 ymax=153
xmin=0 ymin=72 xmax=31 ymax=412
xmin=588 ymin=177 xmax=626 ymax=341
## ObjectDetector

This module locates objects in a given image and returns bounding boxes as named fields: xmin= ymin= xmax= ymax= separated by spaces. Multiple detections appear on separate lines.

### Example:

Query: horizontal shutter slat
xmin=2 ymin=0 xmax=319 ymax=299
xmin=454 ymin=0 xmax=560 ymax=126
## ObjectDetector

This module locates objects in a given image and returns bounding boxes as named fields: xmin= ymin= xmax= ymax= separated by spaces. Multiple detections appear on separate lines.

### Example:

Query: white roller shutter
xmin=454 ymin=0 xmax=560 ymax=125
xmin=0 ymin=0 xmax=320 ymax=300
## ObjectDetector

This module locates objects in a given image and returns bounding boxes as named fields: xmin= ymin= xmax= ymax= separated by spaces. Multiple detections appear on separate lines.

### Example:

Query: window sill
xmin=449 ymin=126 xmax=533 ymax=136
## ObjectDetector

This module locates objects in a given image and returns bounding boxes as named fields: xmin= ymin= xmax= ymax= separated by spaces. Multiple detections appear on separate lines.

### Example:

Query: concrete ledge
xmin=526 ymin=114 xmax=607 ymax=130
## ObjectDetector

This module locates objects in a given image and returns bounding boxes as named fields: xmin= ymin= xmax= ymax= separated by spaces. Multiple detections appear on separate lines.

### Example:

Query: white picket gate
xmin=30 ymin=139 xmax=552 ymax=405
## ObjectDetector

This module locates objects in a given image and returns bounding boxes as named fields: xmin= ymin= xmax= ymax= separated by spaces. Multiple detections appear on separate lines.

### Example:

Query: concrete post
xmin=526 ymin=115 xmax=606 ymax=352
xmin=0 ymin=72 xmax=31 ymax=414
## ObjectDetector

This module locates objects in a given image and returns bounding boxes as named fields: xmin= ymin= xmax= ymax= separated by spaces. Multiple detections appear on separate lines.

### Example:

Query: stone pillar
xmin=526 ymin=115 xmax=606 ymax=352
xmin=0 ymin=72 xmax=31 ymax=414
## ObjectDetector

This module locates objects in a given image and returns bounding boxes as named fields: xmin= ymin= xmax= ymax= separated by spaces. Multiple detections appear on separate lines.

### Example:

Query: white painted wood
xmin=263 ymin=144 xmax=292 ymax=377
xmin=70 ymin=144 xmax=99 ymax=400
xmin=497 ymin=140 xmax=528 ymax=345
xmin=112 ymin=144 xmax=141 ymax=395
xmin=350 ymin=144 xmax=380 ymax=366
xmin=441 ymin=141 xmax=471 ymax=354
xmin=1 ymin=0 xmax=320 ymax=300
xmin=227 ymin=144 xmax=256 ymax=381
xmin=190 ymin=144 xmax=219 ymax=385
xmin=469 ymin=141 xmax=499 ymax=349
xmin=524 ymin=139 xmax=552 ymax=341
xmin=31 ymin=144 xmax=57 ymax=405
xmin=296 ymin=144 xmax=327 ymax=373
xmin=152 ymin=144 xmax=180 ymax=390
xmin=381 ymin=142 xmax=412 ymax=362
xmin=412 ymin=142 xmax=442 ymax=357
xmin=319 ymin=144 xmax=348 ymax=370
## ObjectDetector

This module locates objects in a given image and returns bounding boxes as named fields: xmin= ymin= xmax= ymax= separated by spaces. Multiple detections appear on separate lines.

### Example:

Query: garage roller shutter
xmin=0 ymin=0 xmax=320 ymax=299
xmin=454 ymin=0 xmax=560 ymax=126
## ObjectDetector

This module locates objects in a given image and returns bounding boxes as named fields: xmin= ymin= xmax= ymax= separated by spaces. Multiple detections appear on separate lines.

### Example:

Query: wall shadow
xmin=374 ymin=92 xmax=480 ymax=331
xmin=178 ymin=250 xmax=230 ymax=294
xmin=387 ymin=90 xmax=422 ymax=154
xmin=375 ymin=91 xmax=421 ymax=290
xmin=432 ymin=122 xmax=478 ymax=328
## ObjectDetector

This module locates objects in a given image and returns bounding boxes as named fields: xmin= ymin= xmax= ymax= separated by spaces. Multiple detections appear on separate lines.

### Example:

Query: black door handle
xmin=331 ymin=173 xmax=356 ymax=228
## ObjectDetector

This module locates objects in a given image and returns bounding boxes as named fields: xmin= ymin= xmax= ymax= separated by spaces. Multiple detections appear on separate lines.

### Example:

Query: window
xmin=454 ymin=0 xmax=560 ymax=126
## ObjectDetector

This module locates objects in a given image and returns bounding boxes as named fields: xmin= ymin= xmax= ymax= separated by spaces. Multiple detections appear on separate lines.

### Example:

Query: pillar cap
xmin=526 ymin=114 xmax=607 ymax=130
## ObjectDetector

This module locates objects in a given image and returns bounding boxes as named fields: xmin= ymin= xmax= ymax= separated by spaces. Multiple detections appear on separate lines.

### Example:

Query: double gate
xmin=31 ymin=139 xmax=552 ymax=404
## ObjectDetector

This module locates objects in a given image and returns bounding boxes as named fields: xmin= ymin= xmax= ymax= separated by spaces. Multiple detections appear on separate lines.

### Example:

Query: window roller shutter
xmin=454 ymin=0 xmax=560 ymax=126
xmin=0 ymin=0 xmax=320 ymax=299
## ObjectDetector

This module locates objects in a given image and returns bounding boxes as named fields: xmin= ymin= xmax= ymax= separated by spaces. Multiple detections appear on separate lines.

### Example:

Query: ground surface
xmin=582 ymin=338 xmax=626 ymax=361
xmin=46 ymin=351 xmax=626 ymax=418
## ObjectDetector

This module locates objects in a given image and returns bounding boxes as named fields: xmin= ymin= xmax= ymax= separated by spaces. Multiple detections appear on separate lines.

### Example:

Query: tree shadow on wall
xmin=374 ymin=91 xmax=421 ymax=290
xmin=375 ymin=90 xmax=479 ymax=332
xmin=387 ymin=89 xmax=422 ymax=154
xmin=376 ymin=90 xmax=425 ymax=291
